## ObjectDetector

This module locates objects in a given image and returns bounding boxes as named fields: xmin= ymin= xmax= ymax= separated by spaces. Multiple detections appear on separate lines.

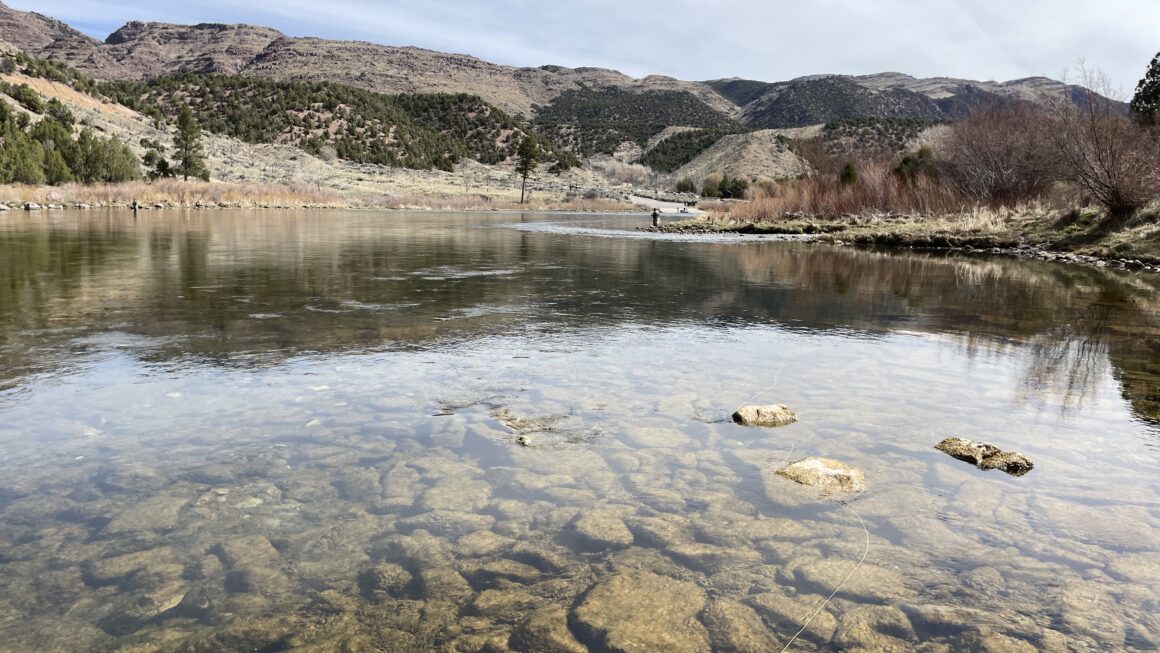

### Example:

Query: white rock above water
xmin=732 ymin=404 xmax=798 ymax=427
xmin=777 ymin=457 xmax=866 ymax=493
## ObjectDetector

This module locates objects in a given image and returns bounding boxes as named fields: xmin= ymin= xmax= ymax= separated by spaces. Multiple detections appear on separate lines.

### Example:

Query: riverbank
xmin=0 ymin=180 xmax=644 ymax=213
xmin=652 ymin=206 xmax=1160 ymax=269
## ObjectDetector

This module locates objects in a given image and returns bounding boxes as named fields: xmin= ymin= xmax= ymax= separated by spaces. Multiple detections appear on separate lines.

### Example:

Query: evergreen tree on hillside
xmin=173 ymin=106 xmax=209 ymax=181
xmin=1131 ymin=52 xmax=1160 ymax=126
xmin=43 ymin=148 xmax=74 ymax=185
xmin=515 ymin=137 xmax=540 ymax=204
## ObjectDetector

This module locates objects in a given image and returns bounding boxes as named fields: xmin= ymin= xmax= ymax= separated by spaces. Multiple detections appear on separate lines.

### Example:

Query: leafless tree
xmin=1046 ymin=66 xmax=1160 ymax=218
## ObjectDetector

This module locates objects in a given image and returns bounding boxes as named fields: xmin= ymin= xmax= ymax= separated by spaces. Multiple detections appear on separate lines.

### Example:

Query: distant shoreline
xmin=0 ymin=180 xmax=646 ymax=214
xmin=650 ymin=213 xmax=1160 ymax=271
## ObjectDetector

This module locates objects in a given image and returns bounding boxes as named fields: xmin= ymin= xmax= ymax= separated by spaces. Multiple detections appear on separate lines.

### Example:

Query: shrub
xmin=9 ymin=83 xmax=44 ymax=113
xmin=701 ymin=174 xmax=722 ymax=198
xmin=839 ymin=161 xmax=858 ymax=186
xmin=938 ymin=103 xmax=1052 ymax=204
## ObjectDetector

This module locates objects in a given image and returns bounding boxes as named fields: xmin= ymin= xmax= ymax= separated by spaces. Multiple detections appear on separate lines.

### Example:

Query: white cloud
xmin=9 ymin=0 xmax=1158 ymax=89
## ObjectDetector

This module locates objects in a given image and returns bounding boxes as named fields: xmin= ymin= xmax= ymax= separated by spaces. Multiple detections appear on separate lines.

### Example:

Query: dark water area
xmin=0 ymin=210 xmax=1157 ymax=652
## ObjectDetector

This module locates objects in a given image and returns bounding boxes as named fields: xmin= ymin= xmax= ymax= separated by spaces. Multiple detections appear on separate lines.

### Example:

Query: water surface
xmin=0 ymin=210 xmax=1157 ymax=652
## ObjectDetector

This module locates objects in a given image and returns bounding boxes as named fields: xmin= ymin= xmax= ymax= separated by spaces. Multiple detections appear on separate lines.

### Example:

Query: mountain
xmin=707 ymin=72 xmax=1120 ymax=129
xmin=0 ymin=1 xmax=1122 ymax=136
xmin=736 ymin=76 xmax=946 ymax=129
xmin=0 ymin=1 xmax=1127 ymax=181
xmin=0 ymin=3 xmax=736 ymax=121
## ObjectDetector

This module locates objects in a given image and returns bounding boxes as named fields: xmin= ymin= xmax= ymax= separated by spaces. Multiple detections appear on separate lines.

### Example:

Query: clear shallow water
xmin=0 ymin=210 xmax=1157 ymax=652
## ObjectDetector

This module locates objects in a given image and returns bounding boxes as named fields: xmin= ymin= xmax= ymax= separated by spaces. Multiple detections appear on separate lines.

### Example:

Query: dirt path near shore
xmin=628 ymin=195 xmax=703 ymax=215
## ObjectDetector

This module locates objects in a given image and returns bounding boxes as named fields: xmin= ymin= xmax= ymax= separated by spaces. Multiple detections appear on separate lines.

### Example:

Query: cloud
xmin=10 ymin=0 xmax=1158 ymax=90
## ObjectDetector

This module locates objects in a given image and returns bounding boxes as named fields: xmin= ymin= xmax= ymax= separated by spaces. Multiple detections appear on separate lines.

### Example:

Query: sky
xmin=13 ymin=0 xmax=1159 ymax=95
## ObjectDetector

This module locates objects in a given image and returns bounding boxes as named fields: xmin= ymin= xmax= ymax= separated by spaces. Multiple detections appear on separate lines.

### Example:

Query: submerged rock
xmin=510 ymin=605 xmax=587 ymax=653
xmin=357 ymin=563 xmax=411 ymax=600
xmin=701 ymin=599 xmax=781 ymax=653
xmin=749 ymin=591 xmax=837 ymax=643
xmin=776 ymin=457 xmax=866 ymax=493
xmin=732 ymin=404 xmax=798 ymax=428
xmin=565 ymin=507 xmax=635 ymax=552
xmin=834 ymin=606 xmax=917 ymax=650
xmin=935 ymin=438 xmax=1033 ymax=476
xmin=570 ymin=569 xmax=710 ymax=653
xmin=795 ymin=559 xmax=913 ymax=604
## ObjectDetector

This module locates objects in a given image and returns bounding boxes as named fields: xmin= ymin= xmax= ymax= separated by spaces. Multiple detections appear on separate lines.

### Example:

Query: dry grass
xmin=724 ymin=161 xmax=966 ymax=221
xmin=0 ymin=181 xmax=641 ymax=212
xmin=1 ymin=180 xmax=345 ymax=206
xmin=374 ymin=193 xmax=638 ymax=212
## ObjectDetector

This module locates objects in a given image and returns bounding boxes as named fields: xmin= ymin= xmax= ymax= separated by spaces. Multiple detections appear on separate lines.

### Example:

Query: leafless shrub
xmin=730 ymin=160 xmax=963 ymax=220
xmin=939 ymin=102 xmax=1054 ymax=204
xmin=590 ymin=160 xmax=651 ymax=186
xmin=1046 ymin=66 xmax=1160 ymax=218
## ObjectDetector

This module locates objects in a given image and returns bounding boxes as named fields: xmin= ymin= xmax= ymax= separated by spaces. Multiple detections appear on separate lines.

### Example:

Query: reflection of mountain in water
xmin=1 ymin=211 xmax=1158 ymax=426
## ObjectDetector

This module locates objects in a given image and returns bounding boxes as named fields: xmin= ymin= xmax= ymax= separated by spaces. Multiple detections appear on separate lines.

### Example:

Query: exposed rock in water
xmin=569 ymin=569 xmax=710 ymax=653
xmin=935 ymin=438 xmax=1034 ymax=476
xmin=776 ymin=457 xmax=866 ymax=493
xmin=732 ymin=404 xmax=798 ymax=427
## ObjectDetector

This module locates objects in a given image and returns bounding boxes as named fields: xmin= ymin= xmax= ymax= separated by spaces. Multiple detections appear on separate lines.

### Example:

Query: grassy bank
xmin=0 ymin=181 xmax=643 ymax=213
xmin=655 ymin=204 xmax=1160 ymax=267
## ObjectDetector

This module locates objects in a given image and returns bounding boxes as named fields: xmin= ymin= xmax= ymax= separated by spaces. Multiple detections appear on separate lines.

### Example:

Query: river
xmin=0 ymin=209 xmax=1156 ymax=651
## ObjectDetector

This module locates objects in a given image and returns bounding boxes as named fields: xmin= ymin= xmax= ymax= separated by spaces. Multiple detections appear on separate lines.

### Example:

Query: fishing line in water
xmin=732 ymin=360 xmax=795 ymax=469
xmin=778 ymin=500 xmax=870 ymax=653
xmin=728 ymin=357 xmax=871 ymax=652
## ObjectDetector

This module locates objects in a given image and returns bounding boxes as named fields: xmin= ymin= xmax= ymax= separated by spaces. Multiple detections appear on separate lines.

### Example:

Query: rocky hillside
xmin=0 ymin=2 xmax=736 ymax=121
xmin=708 ymin=72 xmax=1123 ymax=129
xmin=737 ymin=76 xmax=945 ymax=129
xmin=534 ymin=86 xmax=736 ymax=156
xmin=103 ymin=74 xmax=573 ymax=171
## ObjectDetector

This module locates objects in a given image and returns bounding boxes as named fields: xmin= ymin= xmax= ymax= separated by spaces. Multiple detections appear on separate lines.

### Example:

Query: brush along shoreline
xmin=648 ymin=210 xmax=1160 ymax=271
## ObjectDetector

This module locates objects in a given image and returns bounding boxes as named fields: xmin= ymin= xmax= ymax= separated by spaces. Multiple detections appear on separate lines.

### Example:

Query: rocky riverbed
xmin=1 ymin=340 xmax=1156 ymax=653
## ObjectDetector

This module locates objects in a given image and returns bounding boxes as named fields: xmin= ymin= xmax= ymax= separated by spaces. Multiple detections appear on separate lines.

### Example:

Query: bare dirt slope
xmin=675 ymin=130 xmax=808 ymax=181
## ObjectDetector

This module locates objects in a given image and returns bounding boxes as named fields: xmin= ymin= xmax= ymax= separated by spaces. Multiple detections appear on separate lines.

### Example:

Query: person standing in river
xmin=651 ymin=208 xmax=660 ymax=227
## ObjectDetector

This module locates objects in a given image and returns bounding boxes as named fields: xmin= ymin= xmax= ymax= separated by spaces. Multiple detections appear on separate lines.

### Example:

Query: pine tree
xmin=515 ymin=136 xmax=540 ymax=204
xmin=43 ymin=148 xmax=73 ymax=185
xmin=1131 ymin=52 xmax=1160 ymax=126
xmin=173 ymin=105 xmax=209 ymax=181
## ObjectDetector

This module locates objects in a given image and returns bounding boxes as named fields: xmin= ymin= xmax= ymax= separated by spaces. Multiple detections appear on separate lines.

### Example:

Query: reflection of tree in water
xmin=4 ymin=212 xmax=1160 ymax=429
xmin=1016 ymin=302 xmax=1111 ymax=416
